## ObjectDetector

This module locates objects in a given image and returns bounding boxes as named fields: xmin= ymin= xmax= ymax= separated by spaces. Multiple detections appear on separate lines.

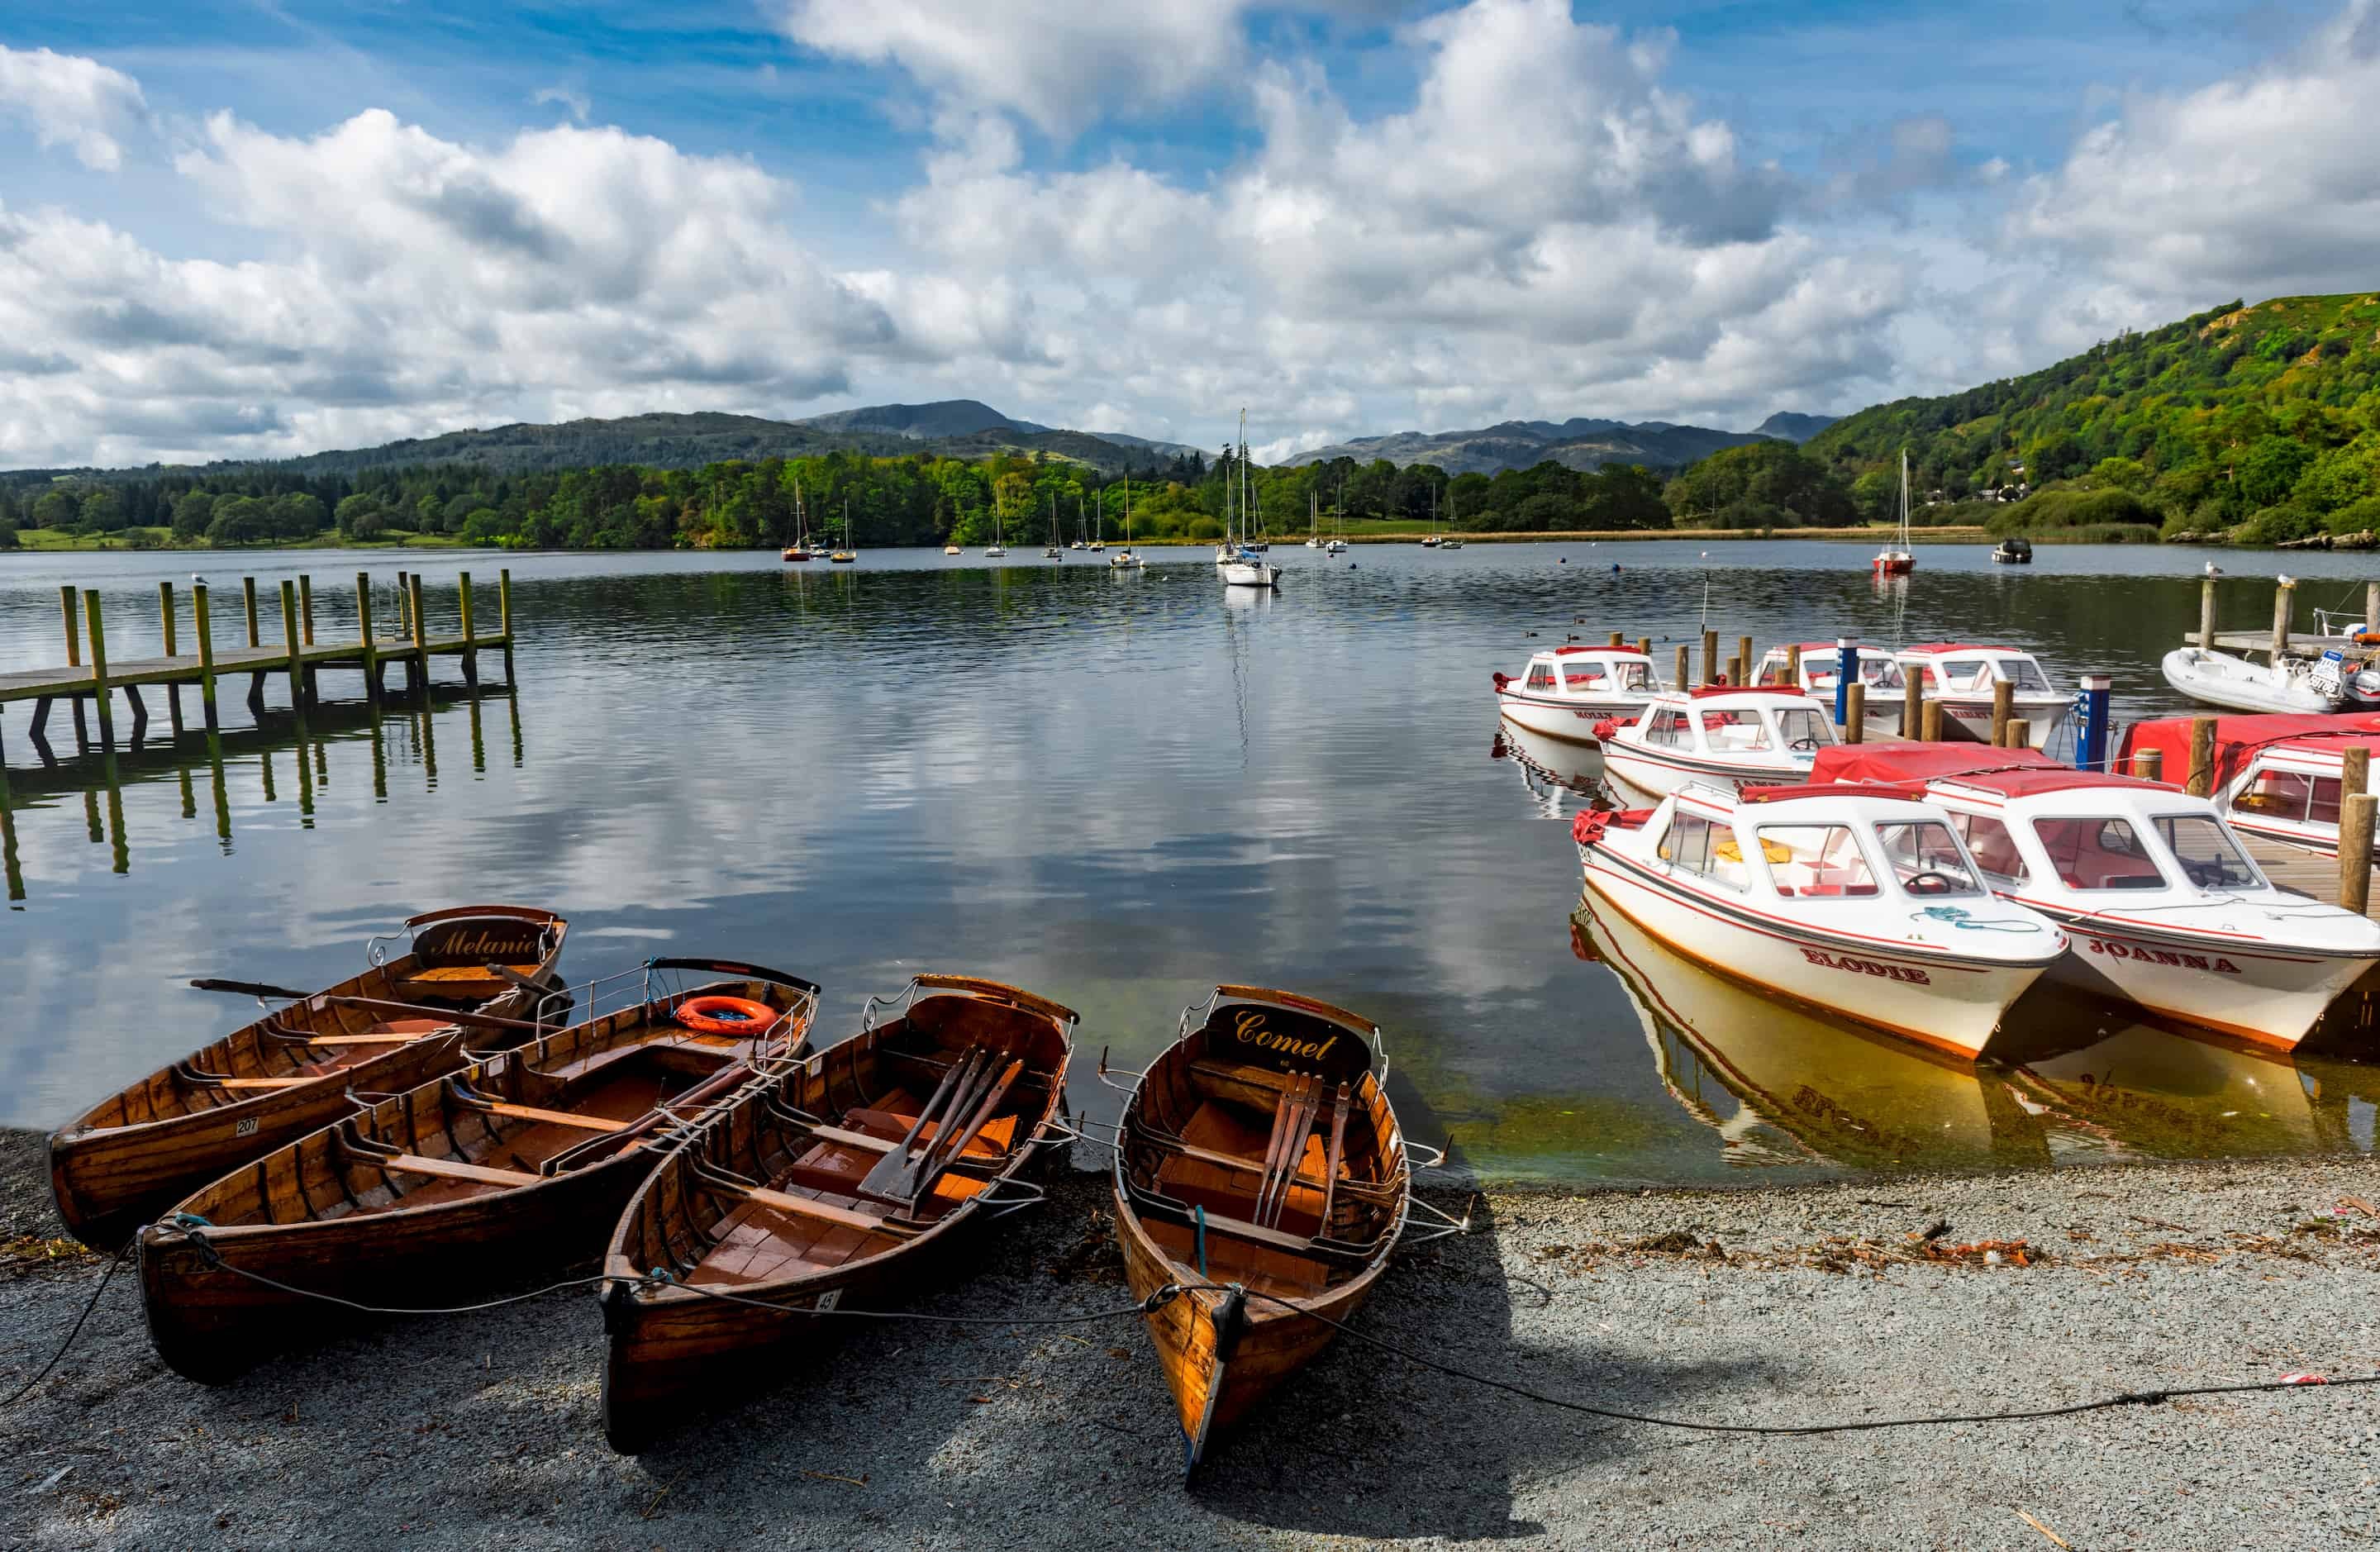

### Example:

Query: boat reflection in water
xmin=1573 ymin=898 xmax=2380 ymax=1172
xmin=1489 ymin=716 xmax=1605 ymax=802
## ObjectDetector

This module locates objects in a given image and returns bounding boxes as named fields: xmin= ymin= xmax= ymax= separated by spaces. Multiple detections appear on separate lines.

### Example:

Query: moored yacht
xmin=1598 ymin=688 xmax=1838 ymax=801
xmin=1893 ymin=643 xmax=2070 ymax=748
xmin=1492 ymin=646 xmax=1665 ymax=746
xmin=1573 ymin=783 xmax=2065 ymax=1058
xmin=1815 ymin=744 xmax=2380 ymax=1050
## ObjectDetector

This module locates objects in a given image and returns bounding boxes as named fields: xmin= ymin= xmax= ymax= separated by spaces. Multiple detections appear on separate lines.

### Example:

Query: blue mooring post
xmin=2076 ymin=674 xmax=2111 ymax=771
xmin=1835 ymin=638 xmax=1856 ymax=729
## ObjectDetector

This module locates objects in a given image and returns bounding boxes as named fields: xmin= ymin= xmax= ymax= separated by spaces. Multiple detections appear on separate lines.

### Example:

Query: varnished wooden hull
xmin=598 ymin=976 xmax=1075 ymax=1454
xmin=50 ymin=907 xmax=568 ymax=1249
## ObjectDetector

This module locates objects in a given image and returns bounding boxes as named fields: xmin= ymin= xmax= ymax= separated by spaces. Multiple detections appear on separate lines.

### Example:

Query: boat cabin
xmin=1755 ymin=643 xmax=1906 ymax=696
xmin=1893 ymin=643 xmax=2069 ymax=746
xmin=2121 ymin=712 xmax=2380 ymax=859
xmin=1502 ymin=647 xmax=1658 ymax=698
xmin=1600 ymin=688 xmax=1840 ymax=797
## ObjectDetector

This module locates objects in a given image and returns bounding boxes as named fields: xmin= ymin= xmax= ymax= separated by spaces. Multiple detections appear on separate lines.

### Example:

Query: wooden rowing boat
xmin=597 ymin=974 xmax=1077 ymax=1454
xmin=48 ymin=906 xmax=569 ymax=1249
xmin=1111 ymin=985 xmax=1409 ymax=1478
xmin=136 ymin=960 xmax=818 ymax=1383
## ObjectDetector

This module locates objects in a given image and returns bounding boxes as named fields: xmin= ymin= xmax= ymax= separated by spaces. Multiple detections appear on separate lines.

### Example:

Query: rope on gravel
xmin=0 ymin=1240 xmax=133 ymax=1412
xmin=1185 ymin=1282 xmax=2378 ymax=1437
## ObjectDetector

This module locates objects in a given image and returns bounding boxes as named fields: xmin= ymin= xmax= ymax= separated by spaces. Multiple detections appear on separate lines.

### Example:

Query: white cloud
xmin=0 ymin=43 xmax=145 ymax=170
xmin=531 ymin=84 xmax=590 ymax=123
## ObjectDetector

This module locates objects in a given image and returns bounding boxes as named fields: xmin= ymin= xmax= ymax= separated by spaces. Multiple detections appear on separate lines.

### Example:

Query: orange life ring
xmin=674 ymin=995 xmax=778 ymax=1036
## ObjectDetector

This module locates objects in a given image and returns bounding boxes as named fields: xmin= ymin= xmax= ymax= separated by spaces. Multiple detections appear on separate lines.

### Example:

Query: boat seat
xmin=404 ymin=964 xmax=544 ymax=984
xmin=370 ymin=1154 xmax=540 ymax=1188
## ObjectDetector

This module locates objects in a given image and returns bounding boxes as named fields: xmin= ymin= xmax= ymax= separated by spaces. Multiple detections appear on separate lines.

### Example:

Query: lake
xmin=3 ymin=537 xmax=2376 ymax=1183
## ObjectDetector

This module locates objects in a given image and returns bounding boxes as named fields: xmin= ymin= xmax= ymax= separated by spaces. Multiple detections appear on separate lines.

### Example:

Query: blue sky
xmin=0 ymin=0 xmax=2371 ymax=464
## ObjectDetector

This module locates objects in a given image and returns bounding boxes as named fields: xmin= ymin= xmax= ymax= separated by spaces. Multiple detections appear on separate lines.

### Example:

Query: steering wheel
xmin=2180 ymin=859 xmax=2225 ymax=888
xmin=1789 ymin=736 xmax=1821 ymax=752
xmin=1904 ymin=869 xmax=1957 ymax=896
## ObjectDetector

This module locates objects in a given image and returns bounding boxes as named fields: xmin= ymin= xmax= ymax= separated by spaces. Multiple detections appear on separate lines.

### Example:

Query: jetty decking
xmin=0 ymin=569 xmax=514 ymax=758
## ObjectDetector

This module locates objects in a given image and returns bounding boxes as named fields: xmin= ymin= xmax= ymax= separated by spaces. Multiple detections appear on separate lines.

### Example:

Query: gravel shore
xmin=3 ymin=1131 xmax=2375 ymax=1550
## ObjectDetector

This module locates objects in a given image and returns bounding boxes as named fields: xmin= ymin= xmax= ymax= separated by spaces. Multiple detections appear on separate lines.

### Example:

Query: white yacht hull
xmin=1922 ymin=694 xmax=2072 ymax=748
xmin=2034 ymin=907 xmax=2377 ymax=1050
xmin=1602 ymin=741 xmax=1807 ymax=801
xmin=1221 ymin=560 xmax=1278 ymax=588
xmin=1495 ymin=690 xmax=1655 ymax=746
xmin=2161 ymin=649 xmax=2338 ymax=715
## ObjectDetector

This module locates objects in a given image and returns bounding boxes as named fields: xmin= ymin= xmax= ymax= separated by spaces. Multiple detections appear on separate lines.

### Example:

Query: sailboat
xmin=1045 ymin=494 xmax=1064 ymax=559
xmin=1110 ymin=477 xmax=1144 ymax=568
xmin=781 ymin=478 xmax=815 ymax=562
xmin=984 ymin=493 xmax=1007 ymax=558
xmin=1873 ymin=449 xmax=1914 ymax=575
xmin=829 ymin=497 xmax=857 ymax=563
xmin=1438 ymin=484 xmax=1464 ymax=549
xmin=1305 ymin=491 xmax=1321 ymax=548
xmin=1220 ymin=410 xmax=1280 ymax=589
xmin=1090 ymin=491 xmax=1105 ymax=551
xmin=1325 ymin=478 xmax=1347 ymax=554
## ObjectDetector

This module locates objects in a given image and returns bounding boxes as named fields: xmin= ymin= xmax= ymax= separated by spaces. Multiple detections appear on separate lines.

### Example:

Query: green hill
xmin=1805 ymin=293 xmax=2380 ymax=542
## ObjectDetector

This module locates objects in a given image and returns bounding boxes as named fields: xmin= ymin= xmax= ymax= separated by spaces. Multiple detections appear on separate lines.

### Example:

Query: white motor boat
xmin=1598 ymin=688 xmax=1838 ymax=801
xmin=1894 ymin=643 xmax=2071 ymax=748
xmin=1754 ymin=643 xmax=1908 ymax=740
xmin=2121 ymin=712 xmax=2380 ymax=860
xmin=1221 ymin=552 xmax=1279 ymax=588
xmin=1817 ymin=744 xmax=2380 ymax=1050
xmin=2160 ymin=647 xmax=2340 ymax=715
xmin=1108 ymin=549 xmax=1144 ymax=569
xmin=1573 ymin=783 xmax=2066 ymax=1058
xmin=1324 ymin=538 xmax=1347 ymax=555
xmin=1492 ymin=646 xmax=1665 ymax=746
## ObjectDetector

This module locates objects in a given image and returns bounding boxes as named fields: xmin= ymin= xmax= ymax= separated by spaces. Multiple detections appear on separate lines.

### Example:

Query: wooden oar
xmin=900 ymin=1059 xmax=1024 ymax=1202
xmin=190 ymin=978 xmax=315 ymax=1000
xmin=1317 ymin=1083 xmax=1350 ymax=1234
xmin=1259 ymin=1076 xmax=1321 ymax=1228
xmin=328 ymin=996 xmax=543 ymax=1033
xmin=856 ymin=1049 xmax=989 ymax=1204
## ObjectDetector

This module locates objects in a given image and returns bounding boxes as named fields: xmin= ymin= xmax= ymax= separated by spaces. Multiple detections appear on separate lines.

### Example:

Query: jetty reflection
xmin=0 ymin=688 xmax=523 ymax=902
xmin=1573 ymin=899 xmax=2380 ymax=1171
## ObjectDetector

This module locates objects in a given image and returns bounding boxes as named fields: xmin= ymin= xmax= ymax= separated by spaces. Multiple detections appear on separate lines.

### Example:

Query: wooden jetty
xmin=2187 ymin=572 xmax=2380 ymax=661
xmin=0 ymin=569 xmax=516 ymax=761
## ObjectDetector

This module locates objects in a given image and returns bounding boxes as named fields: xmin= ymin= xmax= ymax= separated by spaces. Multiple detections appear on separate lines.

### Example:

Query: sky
xmin=0 ymin=0 xmax=2375 ymax=468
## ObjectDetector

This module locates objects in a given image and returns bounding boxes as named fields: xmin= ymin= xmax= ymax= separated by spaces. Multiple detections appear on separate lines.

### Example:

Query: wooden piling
xmin=1701 ymin=629 xmax=1718 ymax=686
xmin=355 ymin=574 xmax=380 ymax=702
xmin=2006 ymin=717 xmax=2031 ymax=750
xmin=1990 ymin=681 xmax=2014 ymax=748
xmin=243 ymin=576 xmax=260 ymax=649
xmin=2344 ymin=745 xmax=2371 ymax=807
xmin=1737 ymin=636 xmax=1753 ymax=685
xmin=1786 ymin=643 xmax=1802 ymax=685
xmin=1635 ymin=635 xmax=1650 ymax=660
xmin=2199 ymin=572 xmax=2218 ymax=650
xmin=1844 ymin=682 xmax=1866 ymax=743
xmin=1902 ymin=669 xmax=1923 ymax=740
xmin=1725 ymin=655 xmax=1741 ymax=688
xmin=457 ymin=572 xmax=478 ymax=693
xmin=407 ymin=572 xmax=430 ymax=697
xmin=279 ymin=581 xmax=304 ymax=710
xmin=1607 ymin=631 xmax=1623 ymax=648
xmin=299 ymin=574 xmax=316 ymax=646
xmin=2271 ymin=577 xmax=2295 ymax=664
xmin=2367 ymin=580 xmax=2379 ymax=634
xmin=1673 ymin=645 xmax=1689 ymax=691
xmin=1921 ymin=700 xmax=1944 ymax=743
xmin=193 ymin=584 xmax=219 ymax=731
xmin=2344 ymin=793 xmax=2377 ymax=916
xmin=159 ymin=581 xmax=178 ymax=657
xmin=2135 ymin=746 xmax=2163 ymax=783
xmin=60 ymin=585 xmax=89 ymax=749
xmin=396 ymin=571 xmax=411 ymax=639
xmin=2187 ymin=715 xmax=2217 ymax=797
xmin=499 ymin=569 xmax=516 ymax=688
xmin=82 ymin=593 xmax=114 ymax=748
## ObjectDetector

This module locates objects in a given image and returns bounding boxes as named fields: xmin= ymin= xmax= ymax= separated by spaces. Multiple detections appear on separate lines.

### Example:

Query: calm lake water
xmin=4 ymin=538 xmax=2377 ymax=1183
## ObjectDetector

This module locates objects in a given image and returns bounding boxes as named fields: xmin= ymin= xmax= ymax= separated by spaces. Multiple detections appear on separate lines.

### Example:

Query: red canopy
xmin=2116 ymin=712 xmax=2380 ymax=793
xmin=1811 ymin=745 xmax=2165 ymax=797
xmin=1898 ymin=642 xmax=2021 ymax=656
xmin=1735 ymin=781 xmax=1932 ymax=805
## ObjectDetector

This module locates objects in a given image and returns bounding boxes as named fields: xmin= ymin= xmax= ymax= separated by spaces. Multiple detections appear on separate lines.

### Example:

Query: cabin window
xmin=1949 ymin=812 xmax=2030 ymax=886
xmin=1758 ymin=825 xmax=1878 ymax=897
xmin=1700 ymin=708 xmax=1772 ymax=752
xmin=1773 ymin=707 xmax=1835 ymax=750
xmin=1658 ymin=812 xmax=1749 ymax=891
xmin=1563 ymin=660 xmax=1609 ymax=689
xmin=1862 ymin=658 xmax=1906 ymax=692
xmin=1757 ymin=659 xmax=1791 ymax=687
xmin=2152 ymin=816 xmax=2264 ymax=890
xmin=2002 ymin=659 xmax=2053 ymax=693
xmin=2230 ymin=769 xmax=2341 ymax=825
xmin=1645 ymin=709 xmax=1687 ymax=747
xmin=1526 ymin=664 xmax=1555 ymax=692
xmin=1873 ymin=821 xmax=1985 ymax=897
xmin=1614 ymin=661 xmax=1652 ymax=692
xmin=1937 ymin=658 xmax=1991 ymax=692
xmin=2031 ymin=817 xmax=2166 ymax=890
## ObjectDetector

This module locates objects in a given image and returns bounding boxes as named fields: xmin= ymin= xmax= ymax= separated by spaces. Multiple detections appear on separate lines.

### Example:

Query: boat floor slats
xmin=1145 ymin=1216 xmax=1327 ymax=1300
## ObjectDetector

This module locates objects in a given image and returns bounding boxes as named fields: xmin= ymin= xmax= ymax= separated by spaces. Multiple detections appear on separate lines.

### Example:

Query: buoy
xmin=1611 ymin=563 xmax=1621 ymax=574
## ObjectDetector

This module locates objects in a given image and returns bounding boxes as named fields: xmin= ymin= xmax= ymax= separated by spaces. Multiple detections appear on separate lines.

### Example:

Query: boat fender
xmin=1492 ymin=672 xmax=1513 ymax=689
xmin=674 ymin=996 xmax=780 ymax=1036
xmin=1592 ymin=716 xmax=1621 ymax=740
xmin=169 ymin=1211 xmax=214 ymax=1231
xmin=1571 ymin=811 xmax=1612 ymax=846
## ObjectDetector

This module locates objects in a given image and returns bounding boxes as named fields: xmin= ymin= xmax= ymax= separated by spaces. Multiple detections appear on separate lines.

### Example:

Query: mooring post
xmin=2135 ymin=746 xmax=2163 ymax=783
xmin=243 ymin=576 xmax=260 ymax=649
xmin=159 ymin=581 xmax=178 ymax=658
xmin=1921 ymin=699 xmax=1944 ymax=743
xmin=1607 ymin=631 xmax=1623 ymax=649
xmin=356 ymin=574 xmax=380 ymax=703
xmin=1702 ymin=628 xmax=1719 ymax=687
xmin=83 ymin=592 xmax=115 ymax=749
xmin=408 ymin=571 xmax=430 ymax=698
xmin=2187 ymin=715 xmax=2217 ymax=797
xmin=1787 ymin=642 xmax=1803 ymax=688
xmin=299 ymin=574 xmax=316 ymax=646
xmin=1844 ymin=681 xmax=1866 ymax=744
xmin=1902 ymin=669 xmax=1923 ymax=740
xmin=280 ymin=581 xmax=306 ymax=712
xmin=2342 ymin=790 xmax=2376 ymax=916
xmin=1737 ymin=636 xmax=1754 ymax=685
xmin=2271 ymin=576 xmax=2296 ymax=664
xmin=498 ymin=569 xmax=516 ymax=689
xmin=59 ymin=585 xmax=89 ymax=752
xmin=457 ymin=572 xmax=478 ymax=693
xmin=2076 ymin=674 xmax=2111 ymax=771
xmin=193 ymin=583 xmax=219 ymax=731
xmin=2006 ymin=717 xmax=2030 ymax=750
xmin=1635 ymin=636 xmax=1650 ymax=662
xmin=1990 ymin=680 xmax=2014 ymax=748
xmin=396 ymin=570 xmax=411 ymax=639
xmin=1673 ymin=644 xmax=1689 ymax=691
xmin=1725 ymin=655 xmax=1741 ymax=687
xmin=2367 ymin=580 xmax=2379 ymax=634
xmin=1834 ymin=640 xmax=1855 ymax=729
xmin=2199 ymin=571 xmax=2219 ymax=650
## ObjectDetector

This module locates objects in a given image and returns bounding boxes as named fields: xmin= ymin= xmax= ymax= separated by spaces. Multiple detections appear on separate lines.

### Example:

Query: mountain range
xmin=1281 ymin=411 xmax=1835 ymax=477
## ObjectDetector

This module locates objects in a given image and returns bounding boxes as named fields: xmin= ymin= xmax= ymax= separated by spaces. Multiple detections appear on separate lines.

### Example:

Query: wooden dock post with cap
xmin=159 ymin=580 xmax=184 ymax=734
xmin=1673 ymin=645 xmax=1689 ymax=692
xmin=2199 ymin=570 xmax=2219 ymax=649
xmin=2271 ymin=577 xmax=2296 ymax=664
xmin=1844 ymin=682 xmax=1866 ymax=744
xmin=1990 ymin=681 xmax=2014 ymax=748
xmin=1725 ymin=655 xmax=1741 ymax=687
xmin=242 ymin=577 xmax=260 ymax=650
xmin=1902 ymin=670 xmax=1921 ymax=740
xmin=2187 ymin=715 xmax=2217 ymax=797
xmin=1786 ymin=643 xmax=1802 ymax=685
xmin=1921 ymin=700 xmax=1944 ymax=743
xmin=2005 ymin=717 xmax=2030 ymax=750
xmin=298 ymin=574 xmax=316 ymax=646
xmin=193 ymin=583 xmax=218 ymax=730
xmin=1607 ymin=631 xmax=1623 ymax=648
xmin=1701 ymin=628 xmax=1718 ymax=686
xmin=1635 ymin=634 xmax=1649 ymax=662
xmin=2135 ymin=746 xmax=2163 ymax=783
xmin=1737 ymin=636 xmax=1753 ymax=684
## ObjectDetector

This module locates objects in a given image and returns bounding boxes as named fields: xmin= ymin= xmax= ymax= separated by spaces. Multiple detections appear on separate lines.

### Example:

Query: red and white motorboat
xmin=1753 ymin=642 xmax=1906 ymax=740
xmin=1893 ymin=644 xmax=2071 ymax=749
xmin=2119 ymin=712 xmax=2380 ymax=860
xmin=1597 ymin=688 xmax=1837 ymax=801
xmin=1492 ymin=646 xmax=1665 ymax=746
xmin=1573 ymin=783 xmax=2066 ymax=1059
xmin=1815 ymin=744 xmax=2380 ymax=1050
